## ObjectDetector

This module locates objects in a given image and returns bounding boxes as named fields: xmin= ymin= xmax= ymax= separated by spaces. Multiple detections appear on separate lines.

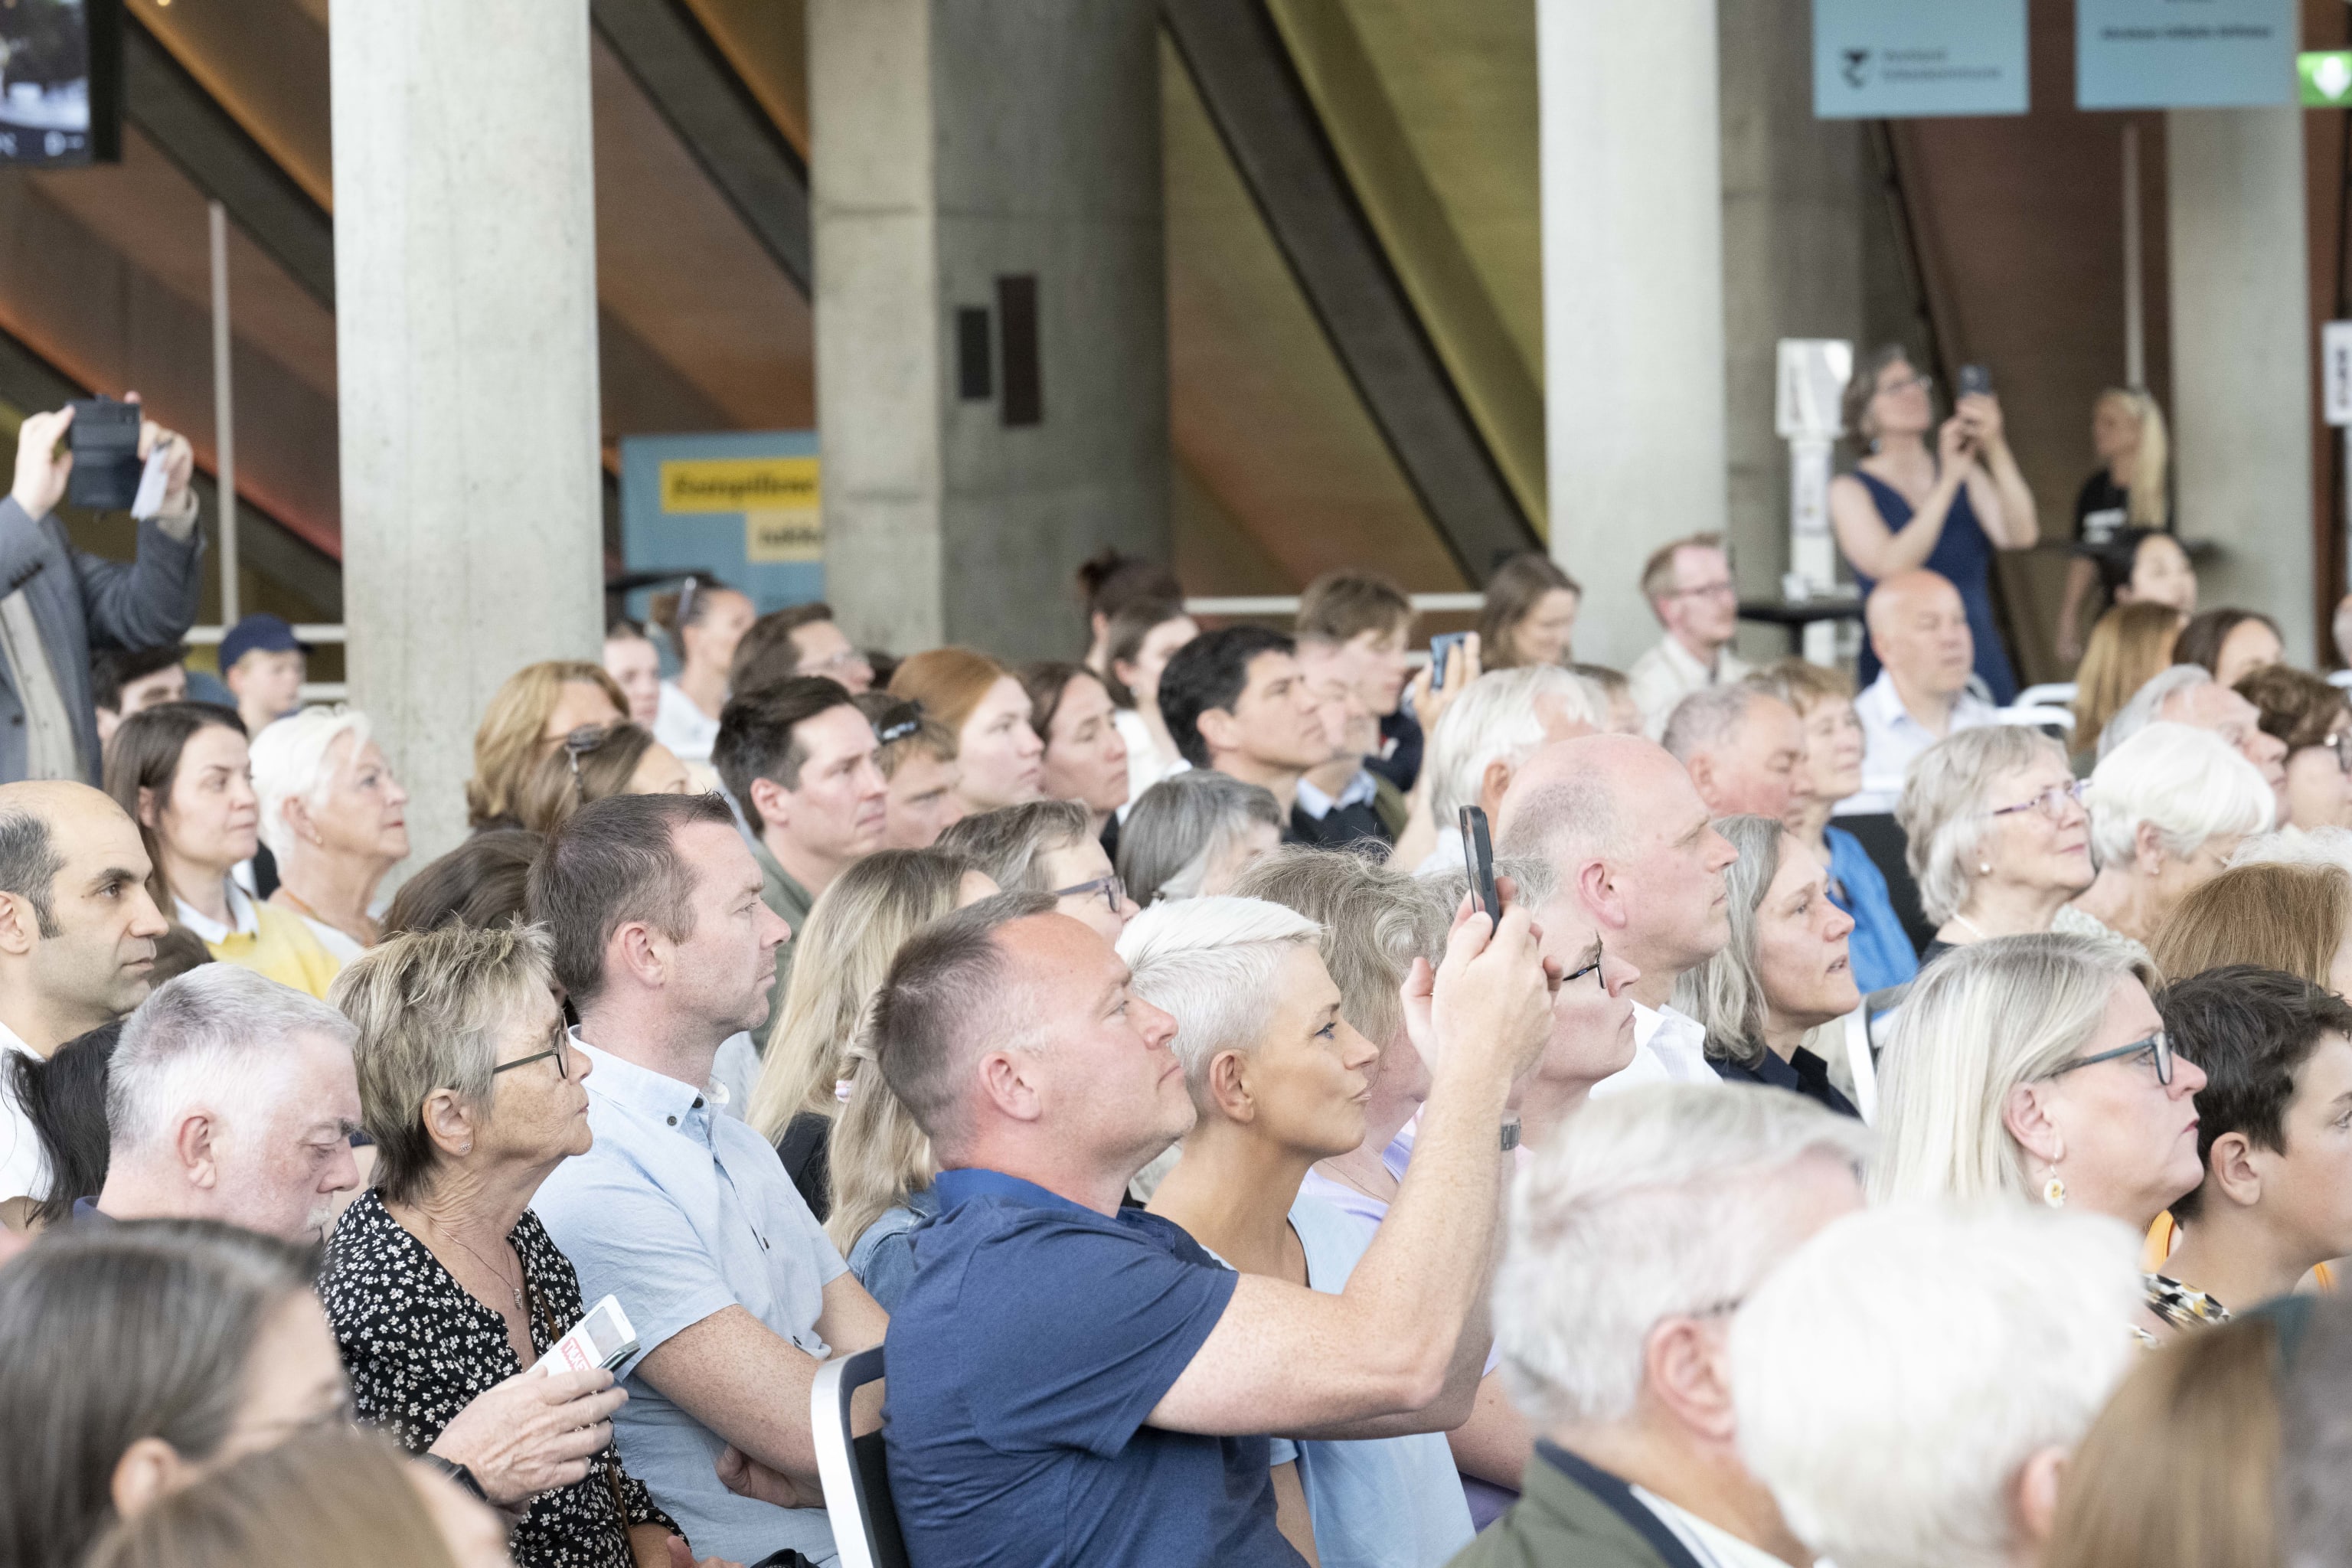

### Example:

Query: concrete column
xmin=329 ymin=0 xmax=605 ymax=867
xmin=810 ymin=0 xmax=1169 ymax=660
xmin=2167 ymin=107 xmax=2315 ymax=660
xmin=1717 ymin=0 xmax=1864 ymax=662
xmin=1537 ymin=0 xmax=1727 ymax=669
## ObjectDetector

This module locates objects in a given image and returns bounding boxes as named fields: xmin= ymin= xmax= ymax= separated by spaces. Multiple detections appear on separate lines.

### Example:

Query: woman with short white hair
xmin=1897 ymin=726 xmax=2092 ymax=965
xmin=248 ymin=707 xmax=410 ymax=962
xmin=1130 ymin=895 xmax=1479 ymax=1568
xmin=1731 ymin=1204 xmax=2141 ymax=1568
xmin=2058 ymin=722 xmax=2273 ymax=961
xmin=1870 ymin=933 xmax=2214 ymax=1337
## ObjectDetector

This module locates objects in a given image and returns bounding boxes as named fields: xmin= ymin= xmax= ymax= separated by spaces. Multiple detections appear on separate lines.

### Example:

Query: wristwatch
xmin=420 ymin=1452 xmax=490 ymax=1504
xmin=1500 ymin=1119 xmax=1522 ymax=1152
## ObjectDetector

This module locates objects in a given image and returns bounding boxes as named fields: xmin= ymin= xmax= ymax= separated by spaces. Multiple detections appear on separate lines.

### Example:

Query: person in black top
xmin=2058 ymin=387 xmax=2173 ymax=663
xmin=1671 ymin=814 xmax=1862 ymax=1116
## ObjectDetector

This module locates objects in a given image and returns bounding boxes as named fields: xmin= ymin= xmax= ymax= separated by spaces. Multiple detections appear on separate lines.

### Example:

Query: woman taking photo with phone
xmin=1829 ymin=348 xmax=2039 ymax=704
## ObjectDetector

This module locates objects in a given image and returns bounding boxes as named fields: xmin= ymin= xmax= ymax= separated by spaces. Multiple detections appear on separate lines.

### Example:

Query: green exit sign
xmin=2303 ymin=51 xmax=2352 ymax=106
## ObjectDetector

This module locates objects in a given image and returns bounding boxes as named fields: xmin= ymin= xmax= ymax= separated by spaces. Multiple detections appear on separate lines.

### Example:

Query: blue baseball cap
xmin=218 ymin=613 xmax=309 ymax=671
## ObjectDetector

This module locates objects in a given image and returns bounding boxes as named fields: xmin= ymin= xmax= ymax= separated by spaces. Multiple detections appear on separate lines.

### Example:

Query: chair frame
xmin=811 ymin=1345 xmax=906 ymax=1568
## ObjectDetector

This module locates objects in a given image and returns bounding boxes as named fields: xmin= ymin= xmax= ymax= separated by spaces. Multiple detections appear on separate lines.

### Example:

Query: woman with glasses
xmin=1672 ymin=815 xmax=1862 ymax=1118
xmin=2058 ymin=724 xmax=2274 ymax=962
xmin=320 ymin=924 xmax=694 ymax=1568
xmin=2235 ymin=664 xmax=2352 ymax=831
xmin=463 ymin=661 xmax=627 ymax=832
xmin=1829 ymin=346 xmax=2038 ymax=704
xmin=1870 ymin=932 xmax=2213 ymax=1339
xmin=934 ymin=799 xmax=1140 ymax=942
xmin=1896 ymin=726 xmax=2094 ymax=967
xmin=510 ymin=721 xmax=691 ymax=836
xmin=249 ymin=707 xmax=411 ymax=963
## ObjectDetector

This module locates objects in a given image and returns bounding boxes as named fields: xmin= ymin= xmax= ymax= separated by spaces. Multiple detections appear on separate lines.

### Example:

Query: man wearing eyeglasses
xmin=1628 ymin=535 xmax=1751 ymax=740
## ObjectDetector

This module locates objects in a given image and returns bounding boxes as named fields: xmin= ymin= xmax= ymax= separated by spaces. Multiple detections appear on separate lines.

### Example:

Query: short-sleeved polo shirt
xmin=883 ymin=1168 xmax=1302 ymax=1568
xmin=531 ymin=1036 xmax=848 ymax=1566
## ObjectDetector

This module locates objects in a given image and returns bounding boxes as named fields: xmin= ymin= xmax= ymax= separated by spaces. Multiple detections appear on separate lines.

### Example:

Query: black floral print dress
xmin=321 ymin=1191 xmax=678 ymax=1568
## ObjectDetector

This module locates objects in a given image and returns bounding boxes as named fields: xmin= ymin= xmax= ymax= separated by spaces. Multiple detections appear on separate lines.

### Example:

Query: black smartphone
xmin=1460 ymin=805 xmax=1498 ymax=921
xmin=1429 ymin=632 xmax=1468 ymax=691
xmin=1957 ymin=364 xmax=1993 ymax=399
xmin=65 ymin=397 xmax=142 ymax=511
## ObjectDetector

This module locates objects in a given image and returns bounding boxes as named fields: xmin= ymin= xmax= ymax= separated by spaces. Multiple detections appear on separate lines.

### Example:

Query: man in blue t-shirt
xmin=869 ymin=886 xmax=1558 ymax=1567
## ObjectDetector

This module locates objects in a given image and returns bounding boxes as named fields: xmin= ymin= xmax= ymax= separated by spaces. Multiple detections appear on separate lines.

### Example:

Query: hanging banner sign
xmin=1813 ymin=0 xmax=2028 ymax=119
xmin=620 ymin=430 xmax=823 ymax=619
xmin=2078 ymin=0 xmax=2295 ymax=109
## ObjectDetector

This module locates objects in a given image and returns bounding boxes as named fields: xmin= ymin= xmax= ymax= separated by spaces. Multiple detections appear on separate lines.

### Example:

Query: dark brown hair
xmin=1102 ymin=597 xmax=1191 ymax=708
xmin=2177 ymin=607 xmax=2284 ymax=679
xmin=102 ymin=701 xmax=247 ymax=911
xmin=1017 ymin=662 xmax=1110 ymax=750
xmin=1075 ymin=550 xmax=1180 ymax=623
xmin=2236 ymin=663 xmax=2348 ymax=756
xmin=1296 ymin=569 xmax=1413 ymax=645
xmin=853 ymin=691 xmax=956 ymax=777
xmin=2159 ymin=965 xmax=2352 ymax=1221
xmin=381 ymin=829 xmax=546 ymax=938
xmin=526 ymin=792 xmax=736 ymax=1009
xmin=730 ymin=601 xmax=840 ymax=695
xmin=1478 ymin=554 xmax=1583 ymax=670
xmin=711 ymin=676 xmax=860 ymax=805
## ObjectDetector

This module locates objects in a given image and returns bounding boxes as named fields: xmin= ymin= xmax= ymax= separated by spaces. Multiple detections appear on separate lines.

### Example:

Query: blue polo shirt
xmin=883 ymin=1168 xmax=1302 ymax=1568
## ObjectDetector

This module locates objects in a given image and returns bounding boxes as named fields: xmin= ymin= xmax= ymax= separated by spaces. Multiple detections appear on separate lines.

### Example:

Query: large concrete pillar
xmin=329 ymin=1 xmax=605 ymax=866
xmin=2167 ymin=107 xmax=2315 ymax=660
xmin=810 ymin=0 xmax=1169 ymax=660
xmin=1718 ymin=0 xmax=1865 ymax=662
xmin=1537 ymin=0 xmax=1728 ymax=668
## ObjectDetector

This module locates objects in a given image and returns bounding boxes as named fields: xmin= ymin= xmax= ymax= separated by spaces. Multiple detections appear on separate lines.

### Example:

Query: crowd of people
xmin=8 ymin=367 xmax=2352 ymax=1568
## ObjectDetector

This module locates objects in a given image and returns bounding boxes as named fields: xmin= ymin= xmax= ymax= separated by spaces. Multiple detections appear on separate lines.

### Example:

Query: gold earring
xmin=2042 ymin=1175 xmax=2066 ymax=1209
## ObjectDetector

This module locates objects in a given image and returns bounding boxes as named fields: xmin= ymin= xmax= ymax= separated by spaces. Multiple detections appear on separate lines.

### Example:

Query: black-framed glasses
xmin=492 ymin=1021 xmax=573 ymax=1082
xmin=1053 ymin=872 xmax=1126 ymax=916
xmin=2044 ymin=1031 xmax=2173 ymax=1087
xmin=1987 ymin=779 xmax=2086 ymax=824
xmin=1562 ymin=939 xmax=1604 ymax=987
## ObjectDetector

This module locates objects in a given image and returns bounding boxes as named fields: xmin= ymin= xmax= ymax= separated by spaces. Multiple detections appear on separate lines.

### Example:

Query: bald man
xmin=1497 ymin=733 xmax=1736 ymax=1092
xmin=0 ymin=780 xmax=170 ymax=1223
xmin=1843 ymin=570 xmax=1998 ymax=814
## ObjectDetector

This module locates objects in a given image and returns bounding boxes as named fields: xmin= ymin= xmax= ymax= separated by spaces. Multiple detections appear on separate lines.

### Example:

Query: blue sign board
xmin=2078 ymin=0 xmax=2295 ymax=109
xmin=619 ymin=430 xmax=823 ymax=622
xmin=1814 ymin=0 xmax=2029 ymax=119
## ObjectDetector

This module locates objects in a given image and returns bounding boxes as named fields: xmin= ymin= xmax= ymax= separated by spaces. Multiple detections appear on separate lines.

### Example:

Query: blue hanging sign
xmin=1813 ymin=0 xmax=2029 ymax=119
xmin=2078 ymin=0 xmax=2296 ymax=109
xmin=619 ymin=430 xmax=824 ymax=620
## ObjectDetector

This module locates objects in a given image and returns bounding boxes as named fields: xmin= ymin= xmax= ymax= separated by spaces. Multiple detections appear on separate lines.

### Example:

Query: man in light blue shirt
xmin=1838 ymin=570 xmax=1998 ymax=815
xmin=529 ymin=792 xmax=888 ymax=1566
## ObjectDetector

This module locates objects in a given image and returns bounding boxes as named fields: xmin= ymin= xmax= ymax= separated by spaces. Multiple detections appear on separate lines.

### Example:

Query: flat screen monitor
xmin=0 ymin=0 xmax=119 ymax=168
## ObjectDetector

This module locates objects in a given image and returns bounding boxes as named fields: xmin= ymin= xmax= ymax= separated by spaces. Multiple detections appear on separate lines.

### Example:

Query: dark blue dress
xmin=1850 ymin=469 xmax=2017 ymax=704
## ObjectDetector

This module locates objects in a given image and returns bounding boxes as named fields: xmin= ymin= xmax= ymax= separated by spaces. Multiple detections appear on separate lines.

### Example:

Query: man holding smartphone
xmin=0 ymin=399 xmax=203 ymax=785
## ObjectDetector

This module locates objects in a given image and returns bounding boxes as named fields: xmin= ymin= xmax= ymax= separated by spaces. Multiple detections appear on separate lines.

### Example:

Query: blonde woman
xmin=745 ymin=849 xmax=995 ymax=1219
xmin=462 ymin=662 xmax=626 ymax=831
xmin=2072 ymin=603 xmax=2185 ymax=758
xmin=2058 ymin=387 xmax=2171 ymax=663
xmin=1870 ymin=933 xmax=2214 ymax=1338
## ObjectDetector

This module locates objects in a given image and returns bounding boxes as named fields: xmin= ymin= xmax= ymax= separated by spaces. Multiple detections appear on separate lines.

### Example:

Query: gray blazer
xmin=0 ymin=495 xmax=204 ymax=785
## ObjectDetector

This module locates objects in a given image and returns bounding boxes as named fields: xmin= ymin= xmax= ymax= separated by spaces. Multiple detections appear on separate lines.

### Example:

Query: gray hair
xmin=1426 ymin=666 xmax=1602 ymax=825
xmin=108 ymin=966 xmax=358 ymax=1155
xmin=2231 ymin=824 xmax=2352 ymax=874
xmin=2097 ymin=664 xmax=2211 ymax=761
xmin=1896 ymin=726 xmax=2069 ymax=926
xmin=1420 ymin=854 xmax=1557 ymax=922
xmin=1494 ymin=1083 xmax=1870 ymax=1426
xmin=1230 ymin=848 xmax=1452 ymax=1049
xmin=2083 ymin=722 xmax=2273 ymax=867
xmin=933 ymin=800 xmax=1092 ymax=894
xmin=1870 ymin=933 xmax=2154 ymax=1204
xmin=248 ymin=707 xmax=374 ymax=861
xmin=1660 ymin=683 xmax=1762 ymax=765
xmin=1670 ymin=815 xmax=1790 ymax=1068
xmin=1116 ymin=770 xmax=1285 ymax=905
xmin=1117 ymin=896 xmax=1322 ymax=1093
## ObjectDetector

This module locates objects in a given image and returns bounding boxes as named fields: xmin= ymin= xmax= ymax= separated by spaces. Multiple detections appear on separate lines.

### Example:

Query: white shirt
xmin=1632 ymin=1486 xmax=1791 ymax=1568
xmin=175 ymin=879 xmax=262 ymax=944
xmin=1590 ymin=1002 xmax=1716 ymax=1098
xmin=1628 ymin=635 xmax=1751 ymax=740
xmin=1414 ymin=835 xmax=1467 ymax=877
xmin=655 ymin=680 xmax=723 ymax=764
xmin=1115 ymin=707 xmax=1181 ymax=811
xmin=0 ymin=1018 xmax=47 ymax=1205
xmin=1295 ymin=768 xmax=1377 ymax=821
xmin=1838 ymin=668 xmax=1999 ymax=816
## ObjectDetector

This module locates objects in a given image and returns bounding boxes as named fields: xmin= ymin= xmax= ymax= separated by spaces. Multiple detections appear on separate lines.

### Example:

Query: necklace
xmin=430 ymin=1218 xmax=526 ymax=1314
xmin=1950 ymin=913 xmax=1990 ymax=942
xmin=272 ymin=884 xmax=377 ymax=946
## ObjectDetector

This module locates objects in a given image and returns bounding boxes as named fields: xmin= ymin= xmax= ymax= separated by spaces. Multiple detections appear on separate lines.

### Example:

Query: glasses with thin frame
xmin=1562 ymin=939 xmax=1605 ymax=987
xmin=491 ymin=1019 xmax=573 ymax=1081
xmin=1987 ymin=779 xmax=2086 ymax=824
xmin=1053 ymin=872 xmax=1127 ymax=916
xmin=2043 ymin=1031 xmax=2173 ymax=1087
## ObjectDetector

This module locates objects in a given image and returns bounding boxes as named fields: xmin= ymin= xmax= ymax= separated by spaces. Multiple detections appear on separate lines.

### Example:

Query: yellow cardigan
xmin=201 ymin=896 xmax=344 ymax=1000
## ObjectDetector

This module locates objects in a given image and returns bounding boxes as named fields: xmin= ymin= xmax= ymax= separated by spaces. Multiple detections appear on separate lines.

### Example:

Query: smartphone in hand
xmin=1957 ymin=364 xmax=1993 ymax=399
xmin=65 ymin=397 xmax=142 ymax=511
xmin=1429 ymin=632 xmax=1468 ymax=691
xmin=1460 ymin=805 xmax=1498 ymax=922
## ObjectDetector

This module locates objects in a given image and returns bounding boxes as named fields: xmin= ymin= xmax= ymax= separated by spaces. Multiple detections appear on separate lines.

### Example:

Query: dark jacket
xmin=0 ymin=495 xmax=204 ymax=783
xmin=1447 ymin=1442 xmax=1704 ymax=1568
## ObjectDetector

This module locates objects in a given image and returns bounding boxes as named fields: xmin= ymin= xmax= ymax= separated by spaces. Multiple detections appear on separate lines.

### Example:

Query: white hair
xmin=1426 ymin=666 xmax=1602 ymax=825
xmin=1492 ymin=1083 xmax=1870 ymax=1427
xmin=1116 ymin=895 xmax=1322 ymax=1090
xmin=2096 ymin=663 xmax=2210 ymax=760
xmin=2232 ymin=824 xmax=2352 ymax=874
xmin=1659 ymin=683 xmax=1760 ymax=764
xmin=1733 ymin=1203 xmax=2141 ymax=1568
xmin=248 ymin=706 xmax=373 ymax=860
xmin=107 ymin=965 xmax=358 ymax=1155
xmin=2082 ymin=721 xmax=2273 ymax=867
xmin=1896 ymin=726 xmax=2069 ymax=926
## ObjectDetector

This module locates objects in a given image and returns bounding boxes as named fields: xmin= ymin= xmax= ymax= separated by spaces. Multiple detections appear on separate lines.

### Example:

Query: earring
xmin=2042 ymin=1175 xmax=2066 ymax=1209
xmin=1978 ymin=862 xmax=1993 ymax=875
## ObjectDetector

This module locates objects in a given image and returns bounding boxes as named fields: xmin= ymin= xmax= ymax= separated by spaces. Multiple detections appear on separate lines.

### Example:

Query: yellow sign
xmin=660 ymin=456 xmax=819 ymax=514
